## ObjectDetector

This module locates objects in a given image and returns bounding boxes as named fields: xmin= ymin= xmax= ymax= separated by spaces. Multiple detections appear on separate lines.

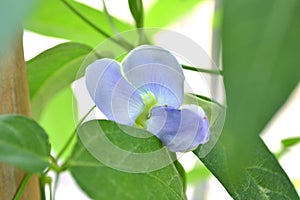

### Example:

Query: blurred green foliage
xmin=39 ymin=87 xmax=76 ymax=157
xmin=0 ymin=0 xmax=37 ymax=58
xmin=145 ymin=0 xmax=204 ymax=27
xmin=23 ymin=0 xmax=131 ymax=47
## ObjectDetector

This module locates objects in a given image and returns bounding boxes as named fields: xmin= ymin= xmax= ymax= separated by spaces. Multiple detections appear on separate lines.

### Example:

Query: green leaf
xmin=0 ymin=115 xmax=51 ymax=173
xmin=68 ymin=120 xmax=186 ymax=200
xmin=221 ymin=0 xmax=300 ymax=170
xmin=0 ymin=0 xmax=37 ymax=57
xmin=195 ymin=0 xmax=300 ymax=198
xmin=174 ymin=160 xmax=187 ymax=192
xmin=145 ymin=0 xmax=204 ymax=27
xmin=186 ymin=164 xmax=211 ymax=184
xmin=39 ymin=87 xmax=76 ymax=156
xmin=195 ymin=138 xmax=299 ymax=199
xmin=128 ymin=0 xmax=144 ymax=28
xmin=282 ymin=137 xmax=300 ymax=148
xmin=26 ymin=42 xmax=97 ymax=119
xmin=24 ymin=0 xmax=132 ymax=47
xmin=222 ymin=0 xmax=300 ymax=139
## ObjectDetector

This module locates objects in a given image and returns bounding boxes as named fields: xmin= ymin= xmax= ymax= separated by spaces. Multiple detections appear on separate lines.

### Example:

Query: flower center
xmin=135 ymin=91 xmax=157 ymax=129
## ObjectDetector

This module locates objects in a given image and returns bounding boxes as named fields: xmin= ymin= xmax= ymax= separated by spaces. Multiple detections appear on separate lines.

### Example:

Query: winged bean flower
xmin=85 ymin=45 xmax=210 ymax=152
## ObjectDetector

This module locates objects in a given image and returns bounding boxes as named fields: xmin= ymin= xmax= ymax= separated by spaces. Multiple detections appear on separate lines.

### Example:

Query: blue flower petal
xmin=122 ymin=45 xmax=185 ymax=108
xmin=146 ymin=105 xmax=210 ymax=152
xmin=85 ymin=58 xmax=144 ymax=125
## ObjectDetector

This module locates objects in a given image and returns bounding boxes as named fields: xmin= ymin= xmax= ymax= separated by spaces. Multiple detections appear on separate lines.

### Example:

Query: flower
xmin=85 ymin=45 xmax=210 ymax=152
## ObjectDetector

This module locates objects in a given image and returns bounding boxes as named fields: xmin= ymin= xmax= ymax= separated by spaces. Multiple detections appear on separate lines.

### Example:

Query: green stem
xmin=53 ymin=173 xmax=60 ymax=200
xmin=101 ymin=0 xmax=135 ymax=48
xmin=56 ymin=105 xmax=96 ymax=160
xmin=182 ymin=64 xmax=223 ymax=75
xmin=40 ymin=105 xmax=96 ymax=188
xmin=39 ymin=175 xmax=52 ymax=200
xmin=49 ymin=179 xmax=53 ymax=200
xmin=128 ymin=0 xmax=149 ymax=44
xmin=13 ymin=174 xmax=31 ymax=200
xmin=39 ymin=175 xmax=53 ymax=200
xmin=137 ymin=28 xmax=150 ymax=45
xmin=60 ymin=0 xmax=134 ymax=50
xmin=101 ymin=0 xmax=119 ymax=34
xmin=40 ymin=180 xmax=46 ymax=200
xmin=191 ymin=93 xmax=226 ymax=109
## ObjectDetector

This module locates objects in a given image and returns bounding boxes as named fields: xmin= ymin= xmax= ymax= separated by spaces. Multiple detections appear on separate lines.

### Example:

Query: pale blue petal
xmin=122 ymin=45 xmax=183 ymax=74
xmin=146 ymin=105 xmax=210 ymax=152
xmin=85 ymin=58 xmax=144 ymax=125
xmin=122 ymin=45 xmax=185 ymax=108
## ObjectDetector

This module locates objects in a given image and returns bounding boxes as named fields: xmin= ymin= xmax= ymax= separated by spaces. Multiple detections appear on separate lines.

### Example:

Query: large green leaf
xmin=196 ymin=0 xmax=300 ymax=198
xmin=145 ymin=0 xmax=204 ymax=27
xmin=68 ymin=120 xmax=185 ymax=200
xmin=0 ymin=115 xmax=51 ymax=173
xmin=196 ymin=137 xmax=299 ymax=199
xmin=222 ymin=0 xmax=300 ymax=139
xmin=24 ymin=0 xmax=132 ymax=47
xmin=27 ymin=42 xmax=97 ymax=119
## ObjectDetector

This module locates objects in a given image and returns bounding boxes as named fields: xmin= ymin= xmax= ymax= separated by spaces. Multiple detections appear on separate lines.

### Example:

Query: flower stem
xmin=56 ymin=105 xmax=96 ymax=161
xmin=182 ymin=64 xmax=223 ymax=75
xmin=101 ymin=0 xmax=119 ymax=35
xmin=60 ymin=0 xmax=134 ymax=51
xmin=13 ymin=174 xmax=31 ymax=200
xmin=39 ymin=104 xmax=96 ymax=200
xmin=100 ymin=0 xmax=135 ymax=49
xmin=52 ymin=173 xmax=60 ymax=200
xmin=49 ymin=179 xmax=53 ymax=200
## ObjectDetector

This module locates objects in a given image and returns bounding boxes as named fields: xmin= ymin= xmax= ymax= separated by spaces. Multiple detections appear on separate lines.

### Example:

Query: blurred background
xmin=3 ymin=0 xmax=300 ymax=199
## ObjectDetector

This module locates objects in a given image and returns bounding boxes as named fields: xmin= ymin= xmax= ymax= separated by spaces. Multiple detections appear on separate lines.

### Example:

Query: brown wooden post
xmin=0 ymin=33 xmax=41 ymax=199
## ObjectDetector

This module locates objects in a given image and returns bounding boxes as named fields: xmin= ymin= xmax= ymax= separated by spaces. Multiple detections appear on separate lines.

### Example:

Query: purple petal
xmin=85 ymin=58 xmax=144 ymax=125
xmin=121 ymin=45 xmax=185 ymax=108
xmin=146 ymin=105 xmax=210 ymax=152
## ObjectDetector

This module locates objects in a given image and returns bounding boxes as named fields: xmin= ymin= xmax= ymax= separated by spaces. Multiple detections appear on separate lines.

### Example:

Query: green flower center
xmin=135 ymin=91 xmax=157 ymax=129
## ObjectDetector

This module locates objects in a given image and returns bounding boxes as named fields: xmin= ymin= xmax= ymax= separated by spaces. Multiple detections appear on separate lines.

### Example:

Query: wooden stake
xmin=0 ymin=33 xmax=41 ymax=199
